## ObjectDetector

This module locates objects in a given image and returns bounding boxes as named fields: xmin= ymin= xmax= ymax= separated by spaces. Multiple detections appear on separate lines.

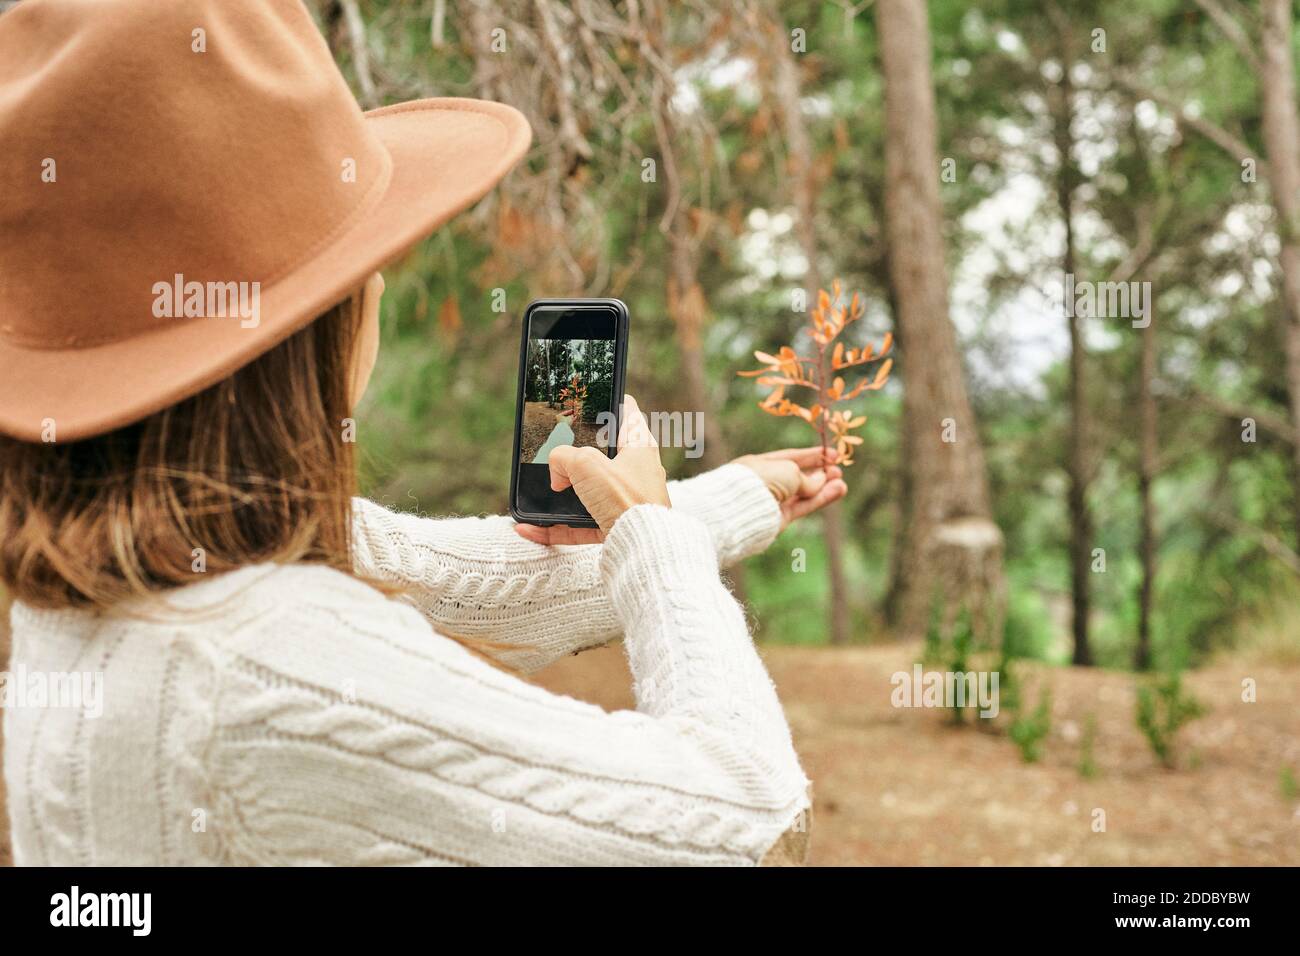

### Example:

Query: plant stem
xmin=816 ymin=336 xmax=829 ymax=457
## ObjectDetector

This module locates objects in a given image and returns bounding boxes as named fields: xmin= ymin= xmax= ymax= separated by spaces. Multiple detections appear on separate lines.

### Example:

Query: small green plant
xmin=1281 ymin=765 xmax=1299 ymax=802
xmin=557 ymin=373 xmax=587 ymax=421
xmin=1135 ymin=672 xmax=1206 ymax=769
xmin=923 ymin=602 xmax=975 ymax=725
xmin=1009 ymin=688 xmax=1052 ymax=763
xmin=1077 ymin=713 xmax=1099 ymax=779
xmin=995 ymin=654 xmax=1020 ymax=716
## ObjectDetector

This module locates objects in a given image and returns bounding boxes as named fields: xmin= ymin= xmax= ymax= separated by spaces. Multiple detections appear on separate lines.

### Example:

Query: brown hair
xmin=0 ymin=296 xmax=365 ymax=610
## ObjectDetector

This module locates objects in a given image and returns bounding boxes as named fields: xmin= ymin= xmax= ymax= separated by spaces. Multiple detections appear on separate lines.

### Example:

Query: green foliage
xmin=1078 ymin=713 xmax=1100 ymax=780
xmin=1009 ymin=687 xmax=1052 ymax=764
xmin=342 ymin=0 xmax=1300 ymax=670
xmin=1000 ymin=569 xmax=1058 ymax=662
xmin=1135 ymin=672 xmax=1207 ymax=769
xmin=995 ymin=654 xmax=1021 ymax=718
xmin=992 ymin=656 xmax=1056 ymax=764
xmin=582 ymin=340 xmax=616 ymax=425
xmin=1280 ymin=765 xmax=1298 ymax=803
xmin=923 ymin=602 xmax=977 ymax=725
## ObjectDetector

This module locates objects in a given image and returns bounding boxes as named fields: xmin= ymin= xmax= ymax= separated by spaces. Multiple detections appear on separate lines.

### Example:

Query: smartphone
xmin=509 ymin=298 xmax=629 ymax=527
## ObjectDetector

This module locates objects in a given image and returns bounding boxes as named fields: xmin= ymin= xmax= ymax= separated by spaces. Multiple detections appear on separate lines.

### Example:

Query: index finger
xmin=758 ymin=446 xmax=839 ymax=469
xmin=513 ymin=523 xmax=605 ymax=546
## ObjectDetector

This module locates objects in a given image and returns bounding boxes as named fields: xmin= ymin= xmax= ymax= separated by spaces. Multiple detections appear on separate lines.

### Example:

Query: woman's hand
xmin=732 ymin=447 xmax=847 ymax=532
xmin=514 ymin=396 xmax=669 ymax=546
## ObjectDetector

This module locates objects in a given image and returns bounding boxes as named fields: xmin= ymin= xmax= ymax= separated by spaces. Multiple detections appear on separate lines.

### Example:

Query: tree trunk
xmin=665 ymin=231 xmax=729 ymax=470
xmin=1259 ymin=0 xmax=1300 ymax=545
xmin=1135 ymin=308 xmax=1157 ymax=671
xmin=1053 ymin=30 xmax=1094 ymax=666
xmin=643 ymin=23 xmax=748 ymax=599
xmin=819 ymin=510 xmax=852 ymax=643
xmin=665 ymin=222 xmax=747 ymax=600
xmin=876 ymin=0 xmax=1005 ymax=641
xmin=767 ymin=6 xmax=852 ymax=645
xmin=650 ymin=69 xmax=729 ymax=472
xmin=881 ymin=253 xmax=911 ymax=628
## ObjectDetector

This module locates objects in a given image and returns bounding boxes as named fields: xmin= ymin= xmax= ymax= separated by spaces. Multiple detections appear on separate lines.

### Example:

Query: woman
xmin=0 ymin=0 xmax=846 ymax=865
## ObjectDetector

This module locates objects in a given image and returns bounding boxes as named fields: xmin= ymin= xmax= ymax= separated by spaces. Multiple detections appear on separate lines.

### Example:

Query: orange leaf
xmin=736 ymin=279 xmax=886 ymax=468
xmin=437 ymin=295 xmax=462 ymax=341
xmin=841 ymin=379 xmax=869 ymax=400
xmin=872 ymin=358 xmax=893 ymax=387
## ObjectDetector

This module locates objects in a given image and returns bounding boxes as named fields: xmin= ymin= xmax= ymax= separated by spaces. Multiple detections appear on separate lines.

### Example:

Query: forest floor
xmin=533 ymin=642 xmax=1300 ymax=866
xmin=519 ymin=401 xmax=561 ymax=463
xmin=520 ymin=401 xmax=608 ymax=463
xmin=2 ymin=627 xmax=1295 ymax=866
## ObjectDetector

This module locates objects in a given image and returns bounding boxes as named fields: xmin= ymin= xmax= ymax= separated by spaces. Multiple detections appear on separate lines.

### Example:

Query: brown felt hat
xmin=0 ymin=0 xmax=531 ymax=442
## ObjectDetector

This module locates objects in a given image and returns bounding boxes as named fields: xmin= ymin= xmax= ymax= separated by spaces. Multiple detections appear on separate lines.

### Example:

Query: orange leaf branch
xmin=737 ymin=280 xmax=892 ymax=465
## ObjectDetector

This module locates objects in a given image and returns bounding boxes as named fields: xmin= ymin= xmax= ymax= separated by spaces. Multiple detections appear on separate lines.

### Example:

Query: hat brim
xmin=0 ymin=98 xmax=531 ymax=443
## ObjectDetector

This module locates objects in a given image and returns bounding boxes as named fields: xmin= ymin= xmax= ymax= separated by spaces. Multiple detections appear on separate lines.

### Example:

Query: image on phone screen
xmin=512 ymin=300 xmax=627 ymax=525
xmin=520 ymin=336 xmax=616 ymax=464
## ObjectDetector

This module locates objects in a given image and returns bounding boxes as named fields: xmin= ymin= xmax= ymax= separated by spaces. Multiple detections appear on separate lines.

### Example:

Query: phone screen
xmin=511 ymin=299 xmax=628 ymax=526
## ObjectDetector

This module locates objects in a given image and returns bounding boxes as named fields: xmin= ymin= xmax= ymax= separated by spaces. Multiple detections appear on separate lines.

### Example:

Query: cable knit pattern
xmin=352 ymin=462 xmax=780 ymax=673
xmin=3 ymin=465 xmax=810 ymax=865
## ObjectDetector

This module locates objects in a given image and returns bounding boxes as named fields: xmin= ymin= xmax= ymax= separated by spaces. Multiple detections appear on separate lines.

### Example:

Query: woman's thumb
xmin=617 ymin=395 xmax=657 ymax=450
xmin=545 ymin=445 xmax=581 ymax=492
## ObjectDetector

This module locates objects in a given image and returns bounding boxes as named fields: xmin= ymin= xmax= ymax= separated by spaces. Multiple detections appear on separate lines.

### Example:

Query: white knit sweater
xmin=3 ymin=464 xmax=811 ymax=865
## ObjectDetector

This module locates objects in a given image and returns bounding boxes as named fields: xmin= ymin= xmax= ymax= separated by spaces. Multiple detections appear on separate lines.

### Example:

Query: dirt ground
xmin=3 ymin=625 xmax=1295 ymax=866
xmin=570 ymin=420 xmax=605 ymax=450
xmin=532 ymin=642 xmax=1300 ymax=866
xmin=519 ymin=401 xmax=561 ymax=462
xmin=520 ymin=401 xmax=607 ymax=463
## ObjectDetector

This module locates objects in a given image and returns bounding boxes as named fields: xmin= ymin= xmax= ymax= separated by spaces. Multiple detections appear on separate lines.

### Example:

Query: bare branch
xmin=1208 ymin=510 xmax=1300 ymax=576
xmin=1115 ymin=71 xmax=1265 ymax=175
xmin=573 ymin=1 xmax=635 ymax=101
xmin=650 ymin=76 xmax=684 ymax=235
xmin=830 ymin=0 xmax=875 ymax=39
xmin=1191 ymin=391 xmax=1295 ymax=443
xmin=338 ymin=0 xmax=378 ymax=108
xmin=1107 ymin=193 xmax=1176 ymax=284
xmin=431 ymin=0 xmax=447 ymax=49
xmin=536 ymin=0 xmax=594 ymax=169
xmin=462 ymin=0 xmax=501 ymax=99
xmin=1192 ymin=0 xmax=1261 ymax=75
xmin=1108 ymin=211 xmax=1157 ymax=286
